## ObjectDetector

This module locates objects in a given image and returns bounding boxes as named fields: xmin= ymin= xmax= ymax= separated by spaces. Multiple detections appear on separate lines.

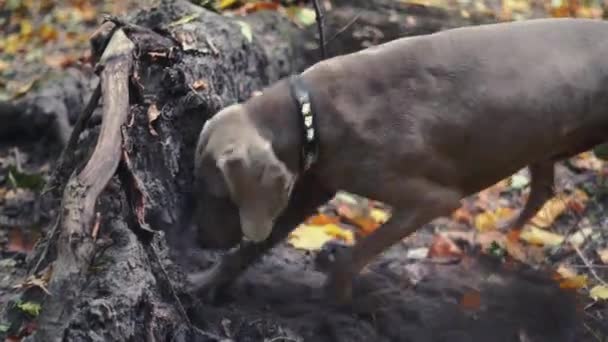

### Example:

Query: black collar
xmin=288 ymin=75 xmax=319 ymax=172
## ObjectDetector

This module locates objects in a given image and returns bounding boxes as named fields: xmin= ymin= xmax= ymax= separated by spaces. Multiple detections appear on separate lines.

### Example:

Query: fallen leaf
xmin=235 ymin=1 xmax=280 ymax=15
xmin=0 ymin=59 xmax=9 ymax=72
xmin=510 ymin=174 xmax=529 ymax=189
xmin=370 ymin=207 xmax=390 ymax=224
xmin=555 ymin=264 xmax=588 ymax=290
xmin=20 ymin=20 xmax=33 ymax=37
xmin=474 ymin=207 xmax=514 ymax=232
xmin=38 ymin=23 xmax=58 ymax=43
xmin=305 ymin=213 xmax=340 ymax=225
xmin=520 ymin=226 xmax=564 ymax=246
xmin=451 ymin=207 xmax=473 ymax=225
xmin=566 ymin=228 xmax=594 ymax=248
xmin=236 ymin=20 xmax=253 ymax=43
xmin=288 ymin=223 xmax=354 ymax=251
xmin=7 ymin=165 xmax=45 ymax=191
xmin=597 ymin=248 xmax=608 ymax=264
xmin=406 ymin=247 xmax=429 ymax=260
xmin=460 ymin=290 xmax=481 ymax=311
xmin=17 ymin=301 xmax=41 ymax=317
xmin=559 ymin=275 xmax=588 ymax=290
xmin=218 ymin=0 xmax=239 ymax=10
xmin=556 ymin=264 xmax=578 ymax=279
xmin=12 ymin=78 xmax=38 ymax=98
xmin=192 ymin=79 xmax=208 ymax=90
xmin=13 ymin=265 xmax=52 ymax=295
xmin=44 ymin=53 xmax=77 ymax=69
xmin=147 ymin=103 xmax=161 ymax=136
xmin=7 ymin=228 xmax=35 ymax=253
xmin=287 ymin=6 xmax=317 ymax=27
xmin=168 ymin=13 xmax=201 ymax=27
xmin=589 ymin=285 xmax=608 ymax=301
xmin=428 ymin=234 xmax=463 ymax=259
xmin=527 ymin=194 xmax=568 ymax=228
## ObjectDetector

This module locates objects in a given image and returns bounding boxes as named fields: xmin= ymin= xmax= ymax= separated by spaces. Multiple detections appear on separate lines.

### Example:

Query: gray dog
xmin=191 ymin=18 xmax=608 ymax=303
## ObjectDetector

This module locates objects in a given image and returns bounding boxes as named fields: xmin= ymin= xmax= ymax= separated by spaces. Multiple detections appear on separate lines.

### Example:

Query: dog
xmin=190 ymin=18 xmax=608 ymax=303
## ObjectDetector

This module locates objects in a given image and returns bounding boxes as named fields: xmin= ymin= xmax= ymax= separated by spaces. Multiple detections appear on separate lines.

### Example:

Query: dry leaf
xmin=566 ymin=228 xmax=593 ymax=248
xmin=192 ymin=79 xmax=208 ymax=90
xmin=147 ymin=103 xmax=161 ymax=136
xmin=559 ymin=275 xmax=588 ymax=290
xmin=520 ymin=226 xmax=564 ymax=246
xmin=460 ymin=290 xmax=481 ymax=311
xmin=305 ymin=213 xmax=340 ymax=226
xmin=474 ymin=207 xmax=514 ymax=232
xmin=589 ymin=285 xmax=608 ymax=301
xmin=526 ymin=190 xmax=588 ymax=229
xmin=370 ymin=207 xmax=390 ymax=224
xmin=597 ymin=248 xmax=608 ymax=265
xmin=406 ymin=247 xmax=429 ymax=260
xmin=288 ymin=223 xmax=354 ymax=251
xmin=555 ymin=265 xmax=588 ymax=290
xmin=428 ymin=234 xmax=463 ymax=259
xmin=13 ymin=265 xmax=53 ymax=295
xmin=451 ymin=207 xmax=473 ymax=225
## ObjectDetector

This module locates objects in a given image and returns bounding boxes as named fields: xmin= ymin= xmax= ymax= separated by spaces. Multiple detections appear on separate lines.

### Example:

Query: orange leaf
xmin=236 ymin=1 xmax=280 ymax=15
xmin=451 ymin=207 xmax=472 ymax=225
xmin=7 ymin=228 xmax=35 ymax=253
xmin=460 ymin=290 xmax=481 ymax=311
xmin=428 ymin=234 xmax=463 ymax=259
xmin=305 ymin=213 xmax=340 ymax=226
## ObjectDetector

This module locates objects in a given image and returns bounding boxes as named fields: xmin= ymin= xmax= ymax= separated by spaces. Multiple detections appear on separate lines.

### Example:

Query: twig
xmin=573 ymin=244 xmax=607 ymax=286
xmin=91 ymin=212 xmax=101 ymax=240
xmin=311 ymin=0 xmax=327 ymax=60
xmin=12 ymin=147 xmax=22 ymax=172
xmin=583 ymin=322 xmax=603 ymax=342
xmin=325 ymin=11 xmax=362 ymax=45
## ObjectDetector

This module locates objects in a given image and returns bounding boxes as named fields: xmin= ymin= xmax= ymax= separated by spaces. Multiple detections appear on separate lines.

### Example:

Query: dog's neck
xmin=243 ymin=76 xmax=320 ymax=176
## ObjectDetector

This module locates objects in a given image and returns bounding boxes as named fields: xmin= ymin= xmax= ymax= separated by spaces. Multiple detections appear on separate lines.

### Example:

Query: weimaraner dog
xmin=191 ymin=18 xmax=608 ymax=303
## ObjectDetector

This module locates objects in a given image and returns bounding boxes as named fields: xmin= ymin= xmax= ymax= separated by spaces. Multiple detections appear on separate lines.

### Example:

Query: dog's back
xmin=303 ymin=18 xmax=608 ymax=197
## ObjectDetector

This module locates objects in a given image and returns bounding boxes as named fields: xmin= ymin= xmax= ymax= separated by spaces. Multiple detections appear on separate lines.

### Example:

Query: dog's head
xmin=193 ymin=104 xmax=296 ymax=248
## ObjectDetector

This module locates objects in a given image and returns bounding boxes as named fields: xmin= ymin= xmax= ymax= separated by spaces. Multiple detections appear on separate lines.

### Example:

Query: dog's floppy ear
xmin=217 ymin=141 xmax=296 ymax=242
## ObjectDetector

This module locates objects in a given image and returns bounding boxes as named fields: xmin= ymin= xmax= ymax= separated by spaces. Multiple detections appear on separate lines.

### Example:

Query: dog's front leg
xmin=325 ymin=185 xmax=462 ymax=304
xmin=189 ymin=176 xmax=334 ymax=301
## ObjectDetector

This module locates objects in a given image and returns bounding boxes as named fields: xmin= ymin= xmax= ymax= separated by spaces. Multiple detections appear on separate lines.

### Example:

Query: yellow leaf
xmin=589 ymin=285 xmax=608 ymax=301
xmin=474 ymin=207 xmax=514 ymax=232
xmin=218 ymin=0 xmax=239 ymax=9
xmin=370 ymin=208 xmax=390 ymax=224
xmin=527 ymin=194 xmax=568 ymax=228
xmin=20 ymin=20 xmax=33 ymax=37
xmin=520 ymin=226 xmax=564 ymax=246
xmin=2 ymin=34 xmax=22 ymax=54
xmin=559 ymin=275 xmax=588 ymax=290
xmin=287 ymin=223 xmax=354 ymax=251
xmin=322 ymin=224 xmax=355 ymax=243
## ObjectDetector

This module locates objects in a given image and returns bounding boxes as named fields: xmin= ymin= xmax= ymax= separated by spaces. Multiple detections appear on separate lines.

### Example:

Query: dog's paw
xmin=187 ymin=264 xmax=232 ymax=304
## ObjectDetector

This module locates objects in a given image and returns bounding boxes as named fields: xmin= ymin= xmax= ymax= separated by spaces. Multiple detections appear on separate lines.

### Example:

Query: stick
xmin=311 ymin=0 xmax=327 ymax=60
